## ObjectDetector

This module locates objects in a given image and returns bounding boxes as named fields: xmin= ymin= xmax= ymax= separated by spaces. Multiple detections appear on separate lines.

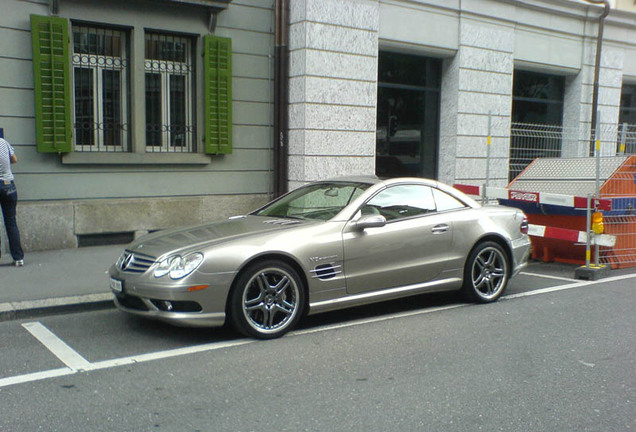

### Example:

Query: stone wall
xmin=2 ymin=194 xmax=268 ymax=252
xmin=288 ymin=0 xmax=379 ymax=190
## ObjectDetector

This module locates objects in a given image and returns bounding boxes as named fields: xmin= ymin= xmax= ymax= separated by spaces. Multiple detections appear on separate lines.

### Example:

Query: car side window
xmin=432 ymin=188 xmax=467 ymax=212
xmin=363 ymin=185 xmax=436 ymax=221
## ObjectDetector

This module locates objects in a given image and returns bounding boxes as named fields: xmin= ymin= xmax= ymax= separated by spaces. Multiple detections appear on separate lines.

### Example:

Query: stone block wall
xmin=288 ymin=0 xmax=379 ymax=190
xmin=1 ymin=194 xmax=268 ymax=253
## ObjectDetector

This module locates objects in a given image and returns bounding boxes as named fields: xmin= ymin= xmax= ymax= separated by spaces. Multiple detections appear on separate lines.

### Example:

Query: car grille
xmin=117 ymin=251 xmax=156 ymax=273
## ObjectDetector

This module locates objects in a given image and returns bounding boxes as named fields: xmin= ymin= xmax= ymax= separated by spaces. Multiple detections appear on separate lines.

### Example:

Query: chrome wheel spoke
xmin=245 ymin=292 xmax=265 ymax=308
xmin=473 ymin=273 xmax=485 ymax=288
xmin=272 ymin=276 xmax=290 ymax=295
xmin=483 ymin=278 xmax=495 ymax=295
xmin=263 ymin=307 xmax=275 ymax=328
xmin=492 ymin=267 xmax=505 ymax=278
xmin=245 ymin=300 xmax=265 ymax=312
xmin=275 ymin=299 xmax=295 ymax=315
xmin=256 ymin=273 xmax=270 ymax=292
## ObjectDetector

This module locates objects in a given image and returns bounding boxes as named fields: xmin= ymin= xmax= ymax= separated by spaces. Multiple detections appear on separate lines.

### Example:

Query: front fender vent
xmin=310 ymin=264 xmax=342 ymax=280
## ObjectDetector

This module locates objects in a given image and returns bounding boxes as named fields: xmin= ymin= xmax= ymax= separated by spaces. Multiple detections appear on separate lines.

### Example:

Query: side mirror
xmin=354 ymin=214 xmax=386 ymax=230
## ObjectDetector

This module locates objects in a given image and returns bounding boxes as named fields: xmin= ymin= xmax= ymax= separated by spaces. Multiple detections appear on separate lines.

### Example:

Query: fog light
xmin=161 ymin=301 xmax=174 ymax=311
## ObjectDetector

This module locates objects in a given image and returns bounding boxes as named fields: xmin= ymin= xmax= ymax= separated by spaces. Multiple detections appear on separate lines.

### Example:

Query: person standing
xmin=0 ymin=136 xmax=24 ymax=266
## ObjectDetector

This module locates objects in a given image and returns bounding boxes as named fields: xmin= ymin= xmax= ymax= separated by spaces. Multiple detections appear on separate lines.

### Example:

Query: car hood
xmin=126 ymin=215 xmax=313 ymax=258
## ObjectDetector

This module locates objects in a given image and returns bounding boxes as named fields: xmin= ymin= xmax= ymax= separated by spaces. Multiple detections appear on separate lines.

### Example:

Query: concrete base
xmin=575 ymin=264 xmax=609 ymax=281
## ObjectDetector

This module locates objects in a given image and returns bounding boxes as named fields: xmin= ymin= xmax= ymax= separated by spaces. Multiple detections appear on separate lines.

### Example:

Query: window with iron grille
xmin=145 ymin=33 xmax=195 ymax=153
xmin=72 ymin=25 xmax=129 ymax=152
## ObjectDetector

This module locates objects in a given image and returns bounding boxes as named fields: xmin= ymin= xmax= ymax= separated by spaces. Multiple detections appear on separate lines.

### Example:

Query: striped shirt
xmin=0 ymin=138 xmax=16 ymax=182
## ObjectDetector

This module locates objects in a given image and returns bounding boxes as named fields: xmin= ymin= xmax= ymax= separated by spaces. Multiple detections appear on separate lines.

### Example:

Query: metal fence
xmin=510 ymin=122 xmax=636 ymax=181
xmin=509 ymin=121 xmax=636 ymax=268
xmin=596 ymin=157 xmax=636 ymax=269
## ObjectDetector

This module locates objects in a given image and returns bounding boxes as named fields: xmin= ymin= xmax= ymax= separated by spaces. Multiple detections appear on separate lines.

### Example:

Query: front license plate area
xmin=110 ymin=278 xmax=123 ymax=293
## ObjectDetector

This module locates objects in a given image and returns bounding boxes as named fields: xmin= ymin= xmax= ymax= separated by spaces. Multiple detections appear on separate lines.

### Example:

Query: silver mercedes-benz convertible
xmin=109 ymin=177 xmax=531 ymax=339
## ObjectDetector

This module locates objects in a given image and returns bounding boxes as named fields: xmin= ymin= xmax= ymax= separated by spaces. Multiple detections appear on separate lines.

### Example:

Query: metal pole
xmin=586 ymin=194 xmax=592 ymax=269
xmin=584 ymin=0 xmax=610 ymax=156
xmin=273 ymin=0 xmax=289 ymax=197
xmin=594 ymin=111 xmax=601 ymax=268
xmin=619 ymin=123 xmax=627 ymax=155
xmin=484 ymin=111 xmax=492 ymax=205
xmin=595 ymin=110 xmax=601 ymax=199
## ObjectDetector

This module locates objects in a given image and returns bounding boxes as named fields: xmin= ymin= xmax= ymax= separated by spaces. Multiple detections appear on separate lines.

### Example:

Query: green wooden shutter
xmin=31 ymin=15 xmax=73 ymax=153
xmin=204 ymin=35 xmax=232 ymax=155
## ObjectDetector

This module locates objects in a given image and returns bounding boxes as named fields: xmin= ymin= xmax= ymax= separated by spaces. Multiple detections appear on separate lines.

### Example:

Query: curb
xmin=0 ymin=293 xmax=114 ymax=322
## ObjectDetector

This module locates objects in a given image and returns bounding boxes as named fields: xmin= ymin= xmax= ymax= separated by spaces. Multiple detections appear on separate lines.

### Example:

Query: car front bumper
xmin=108 ymin=264 xmax=237 ymax=328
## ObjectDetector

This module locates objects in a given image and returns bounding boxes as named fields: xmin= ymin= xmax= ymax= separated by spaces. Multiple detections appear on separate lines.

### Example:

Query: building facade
xmin=289 ymin=0 xmax=636 ymax=189
xmin=1 ymin=0 xmax=635 ymax=252
xmin=1 ymin=0 xmax=273 ymax=251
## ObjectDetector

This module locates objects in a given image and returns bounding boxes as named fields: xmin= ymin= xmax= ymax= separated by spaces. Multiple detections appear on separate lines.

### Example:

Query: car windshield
xmin=254 ymin=182 xmax=371 ymax=221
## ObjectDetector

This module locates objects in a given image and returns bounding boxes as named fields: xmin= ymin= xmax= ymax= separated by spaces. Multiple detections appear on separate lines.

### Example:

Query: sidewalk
xmin=0 ymin=244 xmax=123 ymax=321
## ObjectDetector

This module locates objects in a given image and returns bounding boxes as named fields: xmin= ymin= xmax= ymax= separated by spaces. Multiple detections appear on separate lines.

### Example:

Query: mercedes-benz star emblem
xmin=121 ymin=253 xmax=134 ymax=270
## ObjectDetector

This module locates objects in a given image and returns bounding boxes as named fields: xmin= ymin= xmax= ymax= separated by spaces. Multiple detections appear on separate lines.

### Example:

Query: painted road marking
xmin=22 ymin=322 xmax=92 ymax=371
xmin=520 ymin=271 xmax=578 ymax=282
xmin=2 ymin=271 xmax=635 ymax=389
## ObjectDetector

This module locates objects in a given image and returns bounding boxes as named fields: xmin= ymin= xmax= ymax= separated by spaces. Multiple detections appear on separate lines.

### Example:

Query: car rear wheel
xmin=229 ymin=260 xmax=305 ymax=339
xmin=463 ymin=241 xmax=509 ymax=303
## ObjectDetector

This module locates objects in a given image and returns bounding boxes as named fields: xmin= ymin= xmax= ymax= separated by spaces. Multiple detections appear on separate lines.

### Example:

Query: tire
xmin=229 ymin=260 xmax=305 ymax=339
xmin=462 ymin=241 xmax=509 ymax=303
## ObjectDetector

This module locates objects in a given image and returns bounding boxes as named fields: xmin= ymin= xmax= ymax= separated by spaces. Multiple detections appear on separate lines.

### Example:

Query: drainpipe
xmin=583 ymin=0 xmax=611 ymax=157
xmin=273 ymin=0 xmax=290 ymax=197
xmin=50 ymin=0 xmax=59 ymax=15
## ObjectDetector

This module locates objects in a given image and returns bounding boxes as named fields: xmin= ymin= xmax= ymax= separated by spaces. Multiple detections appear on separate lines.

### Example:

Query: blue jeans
xmin=0 ymin=181 xmax=24 ymax=261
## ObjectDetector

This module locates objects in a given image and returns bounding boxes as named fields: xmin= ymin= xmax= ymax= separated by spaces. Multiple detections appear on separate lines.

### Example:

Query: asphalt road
xmin=0 ymin=268 xmax=634 ymax=432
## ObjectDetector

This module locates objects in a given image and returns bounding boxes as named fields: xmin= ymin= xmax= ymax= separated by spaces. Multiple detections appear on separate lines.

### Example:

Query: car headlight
xmin=154 ymin=253 xmax=204 ymax=279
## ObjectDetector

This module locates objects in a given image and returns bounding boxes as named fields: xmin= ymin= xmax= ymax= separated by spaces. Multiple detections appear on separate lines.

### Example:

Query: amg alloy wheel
xmin=229 ymin=260 xmax=304 ymax=339
xmin=463 ymin=241 xmax=509 ymax=303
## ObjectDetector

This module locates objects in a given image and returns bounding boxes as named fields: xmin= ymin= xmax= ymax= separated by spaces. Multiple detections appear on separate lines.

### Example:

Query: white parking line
xmin=520 ymin=271 xmax=578 ymax=282
xmin=2 ymin=271 xmax=635 ymax=389
xmin=22 ymin=322 xmax=92 ymax=371
xmin=504 ymin=272 xmax=636 ymax=299
xmin=0 ymin=368 xmax=75 ymax=388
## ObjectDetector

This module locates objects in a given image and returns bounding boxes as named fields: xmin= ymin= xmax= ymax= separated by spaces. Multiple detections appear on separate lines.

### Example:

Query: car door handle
xmin=432 ymin=224 xmax=450 ymax=234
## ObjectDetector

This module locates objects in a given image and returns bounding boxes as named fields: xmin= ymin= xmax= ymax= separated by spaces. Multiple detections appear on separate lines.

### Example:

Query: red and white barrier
xmin=454 ymin=184 xmax=612 ymax=211
xmin=528 ymin=224 xmax=616 ymax=247
xmin=453 ymin=184 xmax=616 ymax=247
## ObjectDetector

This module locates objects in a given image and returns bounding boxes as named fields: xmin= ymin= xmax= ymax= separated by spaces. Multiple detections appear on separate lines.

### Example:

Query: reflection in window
xmin=256 ymin=182 xmax=370 ymax=221
xmin=365 ymin=185 xmax=436 ymax=221
xmin=512 ymin=70 xmax=564 ymax=124
xmin=376 ymin=52 xmax=441 ymax=179
xmin=72 ymin=25 xmax=129 ymax=151
xmin=145 ymin=33 xmax=195 ymax=152
xmin=510 ymin=70 xmax=565 ymax=180
xmin=619 ymin=84 xmax=636 ymax=154
xmin=432 ymin=188 xmax=466 ymax=212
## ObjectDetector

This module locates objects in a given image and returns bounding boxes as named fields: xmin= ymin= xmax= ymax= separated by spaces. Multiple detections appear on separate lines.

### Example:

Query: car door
xmin=342 ymin=184 xmax=455 ymax=295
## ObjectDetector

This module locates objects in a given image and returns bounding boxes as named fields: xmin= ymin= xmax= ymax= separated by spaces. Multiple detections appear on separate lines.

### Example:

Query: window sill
xmin=62 ymin=152 xmax=213 ymax=165
xmin=157 ymin=0 xmax=231 ymax=9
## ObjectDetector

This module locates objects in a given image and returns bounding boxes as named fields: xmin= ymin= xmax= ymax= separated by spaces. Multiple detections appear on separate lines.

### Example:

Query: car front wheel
xmin=229 ymin=260 xmax=305 ymax=339
xmin=463 ymin=241 xmax=509 ymax=303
